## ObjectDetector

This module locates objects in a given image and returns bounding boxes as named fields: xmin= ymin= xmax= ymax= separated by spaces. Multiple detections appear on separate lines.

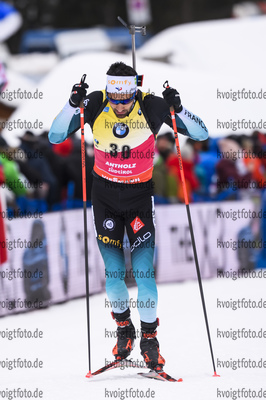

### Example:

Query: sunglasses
xmin=106 ymin=91 xmax=136 ymax=105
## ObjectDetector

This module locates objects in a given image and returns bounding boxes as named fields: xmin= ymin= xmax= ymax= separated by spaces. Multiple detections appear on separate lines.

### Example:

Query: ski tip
xmin=139 ymin=371 xmax=183 ymax=382
xmin=213 ymin=372 xmax=220 ymax=377
xmin=86 ymin=371 xmax=93 ymax=378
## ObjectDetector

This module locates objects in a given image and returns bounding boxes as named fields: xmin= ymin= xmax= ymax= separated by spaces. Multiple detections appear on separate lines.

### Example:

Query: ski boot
xmin=112 ymin=308 xmax=136 ymax=361
xmin=140 ymin=318 xmax=165 ymax=372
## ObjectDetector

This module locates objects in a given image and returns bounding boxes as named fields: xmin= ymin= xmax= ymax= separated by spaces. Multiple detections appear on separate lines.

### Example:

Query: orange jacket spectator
xmin=166 ymin=147 xmax=200 ymax=202
xmin=242 ymin=138 xmax=266 ymax=185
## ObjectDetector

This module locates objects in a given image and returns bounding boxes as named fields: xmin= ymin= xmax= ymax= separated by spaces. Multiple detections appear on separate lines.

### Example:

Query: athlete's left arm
xmin=143 ymin=92 xmax=208 ymax=141
xmin=162 ymin=86 xmax=208 ymax=141
xmin=172 ymin=106 xmax=208 ymax=141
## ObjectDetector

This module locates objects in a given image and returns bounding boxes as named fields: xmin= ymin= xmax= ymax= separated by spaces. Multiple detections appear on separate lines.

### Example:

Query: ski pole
xmin=163 ymin=80 xmax=219 ymax=377
xmin=78 ymin=74 xmax=92 ymax=378
xmin=117 ymin=16 xmax=146 ymax=71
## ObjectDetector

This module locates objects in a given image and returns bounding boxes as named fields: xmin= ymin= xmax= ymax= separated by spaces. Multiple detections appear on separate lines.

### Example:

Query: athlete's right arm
xmin=48 ymin=87 xmax=104 ymax=144
xmin=49 ymin=81 xmax=89 ymax=144
xmin=48 ymin=101 xmax=81 ymax=144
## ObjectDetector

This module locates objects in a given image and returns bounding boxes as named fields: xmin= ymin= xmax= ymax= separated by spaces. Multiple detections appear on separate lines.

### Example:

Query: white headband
xmin=106 ymin=75 xmax=137 ymax=94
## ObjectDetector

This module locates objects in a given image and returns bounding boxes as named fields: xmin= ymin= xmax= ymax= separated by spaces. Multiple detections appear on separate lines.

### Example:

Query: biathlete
xmin=48 ymin=61 xmax=208 ymax=373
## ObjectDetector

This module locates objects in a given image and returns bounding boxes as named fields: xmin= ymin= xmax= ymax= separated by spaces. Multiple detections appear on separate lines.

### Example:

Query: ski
xmin=86 ymin=359 xmax=145 ymax=378
xmin=86 ymin=360 xmax=182 ymax=382
xmin=138 ymin=370 xmax=183 ymax=382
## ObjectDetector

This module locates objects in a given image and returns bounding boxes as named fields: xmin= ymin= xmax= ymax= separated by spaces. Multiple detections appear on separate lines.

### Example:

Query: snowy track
xmin=1 ymin=276 xmax=266 ymax=399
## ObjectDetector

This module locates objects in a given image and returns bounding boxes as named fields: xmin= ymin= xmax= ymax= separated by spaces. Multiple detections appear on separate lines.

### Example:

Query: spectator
xmin=167 ymin=140 xmax=200 ymax=202
xmin=153 ymin=132 xmax=199 ymax=203
xmin=0 ymin=139 xmax=27 ymax=203
xmin=18 ymin=131 xmax=59 ymax=209
xmin=153 ymin=132 xmax=178 ymax=202
xmin=251 ymin=131 xmax=266 ymax=171
xmin=216 ymin=138 xmax=252 ymax=198
xmin=63 ymin=138 xmax=94 ymax=202
xmin=241 ymin=137 xmax=266 ymax=187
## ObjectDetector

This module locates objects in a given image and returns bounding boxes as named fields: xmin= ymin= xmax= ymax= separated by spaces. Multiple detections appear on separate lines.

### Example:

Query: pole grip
xmin=80 ymin=74 xmax=87 ymax=84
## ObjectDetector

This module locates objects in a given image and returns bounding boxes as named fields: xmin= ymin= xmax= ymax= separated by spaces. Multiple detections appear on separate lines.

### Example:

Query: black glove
xmin=69 ymin=82 xmax=89 ymax=107
xmin=162 ymin=87 xmax=182 ymax=113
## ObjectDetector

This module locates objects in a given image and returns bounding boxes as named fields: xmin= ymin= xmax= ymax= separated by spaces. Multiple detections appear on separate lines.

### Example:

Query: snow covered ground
xmin=1 ymin=275 xmax=266 ymax=400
